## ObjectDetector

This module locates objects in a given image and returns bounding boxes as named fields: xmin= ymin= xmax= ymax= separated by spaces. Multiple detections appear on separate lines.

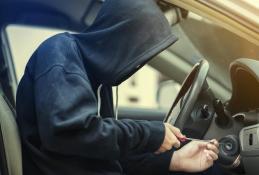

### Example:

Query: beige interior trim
xmin=0 ymin=95 xmax=22 ymax=175
xmin=199 ymin=0 xmax=259 ymax=33
xmin=163 ymin=0 xmax=259 ymax=47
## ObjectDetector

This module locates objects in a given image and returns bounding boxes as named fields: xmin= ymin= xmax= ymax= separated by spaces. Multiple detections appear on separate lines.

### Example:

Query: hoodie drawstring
xmin=114 ymin=86 xmax=119 ymax=120
xmin=97 ymin=84 xmax=119 ymax=120
xmin=97 ymin=84 xmax=103 ymax=117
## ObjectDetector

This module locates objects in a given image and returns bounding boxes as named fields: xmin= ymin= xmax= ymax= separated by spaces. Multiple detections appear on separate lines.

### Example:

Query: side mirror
xmin=157 ymin=80 xmax=181 ymax=109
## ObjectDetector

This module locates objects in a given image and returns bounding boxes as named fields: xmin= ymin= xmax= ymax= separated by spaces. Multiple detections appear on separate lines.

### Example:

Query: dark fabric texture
xmin=121 ymin=150 xmax=174 ymax=175
xmin=16 ymin=0 xmax=178 ymax=174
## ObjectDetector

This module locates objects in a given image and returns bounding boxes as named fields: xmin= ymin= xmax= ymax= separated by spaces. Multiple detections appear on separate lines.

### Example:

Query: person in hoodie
xmin=16 ymin=0 xmax=220 ymax=175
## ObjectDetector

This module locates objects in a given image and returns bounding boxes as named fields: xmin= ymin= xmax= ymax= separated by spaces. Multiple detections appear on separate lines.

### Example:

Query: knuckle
xmin=215 ymin=154 xmax=219 ymax=160
xmin=212 ymin=139 xmax=219 ymax=146
xmin=216 ymin=149 xmax=219 ymax=154
xmin=174 ymin=141 xmax=180 ymax=148
xmin=164 ymin=145 xmax=170 ymax=150
xmin=165 ymin=143 xmax=173 ymax=149
xmin=174 ymin=128 xmax=180 ymax=133
xmin=164 ymin=143 xmax=169 ymax=149
xmin=209 ymin=144 xmax=215 ymax=150
xmin=168 ymin=139 xmax=173 ymax=145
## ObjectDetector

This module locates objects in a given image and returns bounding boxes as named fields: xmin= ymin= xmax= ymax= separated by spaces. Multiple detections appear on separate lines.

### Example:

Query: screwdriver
xmin=178 ymin=137 xmax=224 ymax=145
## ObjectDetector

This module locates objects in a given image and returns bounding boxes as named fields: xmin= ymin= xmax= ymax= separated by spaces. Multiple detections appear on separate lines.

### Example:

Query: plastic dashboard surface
xmin=240 ymin=124 xmax=259 ymax=175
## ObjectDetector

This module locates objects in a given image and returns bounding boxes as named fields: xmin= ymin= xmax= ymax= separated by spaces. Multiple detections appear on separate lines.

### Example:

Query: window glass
xmin=113 ymin=66 xmax=180 ymax=109
xmin=6 ymin=25 xmax=66 ymax=81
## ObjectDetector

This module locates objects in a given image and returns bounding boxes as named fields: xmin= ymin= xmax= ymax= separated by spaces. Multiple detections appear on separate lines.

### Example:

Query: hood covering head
xmin=74 ymin=0 xmax=177 ymax=86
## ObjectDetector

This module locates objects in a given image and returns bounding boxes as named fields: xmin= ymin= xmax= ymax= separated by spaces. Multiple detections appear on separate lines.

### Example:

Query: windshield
xmin=167 ymin=12 xmax=259 ymax=91
xmin=198 ymin=0 xmax=259 ymax=33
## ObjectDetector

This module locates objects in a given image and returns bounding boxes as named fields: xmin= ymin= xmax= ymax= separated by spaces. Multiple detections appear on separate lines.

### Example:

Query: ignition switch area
xmin=218 ymin=135 xmax=240 ymax=168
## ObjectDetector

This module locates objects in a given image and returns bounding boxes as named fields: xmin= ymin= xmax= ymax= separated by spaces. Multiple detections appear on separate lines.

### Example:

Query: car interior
xmin=0 ymin=0 xmax=259 ymax=175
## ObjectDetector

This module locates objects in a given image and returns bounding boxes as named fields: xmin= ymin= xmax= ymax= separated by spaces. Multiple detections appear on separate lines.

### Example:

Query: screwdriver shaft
xmin=184 ymin=137 xmax=224 ymax=145
xmin=185 ymin=137 xmax=210 ymax=142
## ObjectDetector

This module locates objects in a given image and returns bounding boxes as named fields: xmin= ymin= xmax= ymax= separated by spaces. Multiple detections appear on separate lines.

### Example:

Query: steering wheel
xmin=164 ymin=59 xmax=243 ymax=170
xmin=164 ymin=59 xmax=209 ymax=130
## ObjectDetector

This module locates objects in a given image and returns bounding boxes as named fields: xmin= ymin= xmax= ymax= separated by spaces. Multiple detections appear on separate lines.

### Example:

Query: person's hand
xmin=170 ymin=139 xmax=219 ymax=172
xmin=156 ymin=123 xmax=185 ymax=154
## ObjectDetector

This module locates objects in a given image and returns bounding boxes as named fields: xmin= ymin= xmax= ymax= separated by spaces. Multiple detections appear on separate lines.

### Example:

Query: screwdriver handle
xmin=178 ymin=137 xmax=187 ymax=142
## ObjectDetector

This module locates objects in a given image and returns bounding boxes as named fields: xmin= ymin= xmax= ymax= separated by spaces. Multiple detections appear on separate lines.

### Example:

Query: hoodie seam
xmin=34 ymin=34 xmax=88 ymax=82
xmin=34 ymin=64 xmax=89 ymax=82
xmin=114 ymin=34 xmax=177 ymax=82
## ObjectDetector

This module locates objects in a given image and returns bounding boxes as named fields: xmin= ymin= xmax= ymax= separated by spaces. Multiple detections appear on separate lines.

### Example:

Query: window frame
xmin=1 ymin=26 xmax=18 ymax=103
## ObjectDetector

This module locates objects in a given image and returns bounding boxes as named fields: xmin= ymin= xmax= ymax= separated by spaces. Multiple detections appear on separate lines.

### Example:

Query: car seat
xmin=0 ymin=94 xmax=22 ymax=175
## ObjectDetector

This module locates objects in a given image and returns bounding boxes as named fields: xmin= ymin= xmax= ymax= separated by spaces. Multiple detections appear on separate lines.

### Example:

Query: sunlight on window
xmin=113 ymin=66 xmax=160 ymax=109
xmin=6 ymin=25 xmax=66 ymax=81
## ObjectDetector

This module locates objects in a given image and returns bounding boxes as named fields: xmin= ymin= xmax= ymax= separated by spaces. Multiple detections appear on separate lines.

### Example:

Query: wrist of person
xmin=170 ymin=150 xmax=183 ymax=172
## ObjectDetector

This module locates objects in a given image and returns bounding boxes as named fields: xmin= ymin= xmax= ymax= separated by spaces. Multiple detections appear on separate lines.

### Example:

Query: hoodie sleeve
xmin=34 ymin=65 xmax=165 ymax=160
xmin=121 ymin=151 xmax=174 ymax=175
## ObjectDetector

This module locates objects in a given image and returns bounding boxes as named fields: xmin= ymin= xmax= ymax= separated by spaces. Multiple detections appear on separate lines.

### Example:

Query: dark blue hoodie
xmin=16 ymin=0 xmax=177 ymax=174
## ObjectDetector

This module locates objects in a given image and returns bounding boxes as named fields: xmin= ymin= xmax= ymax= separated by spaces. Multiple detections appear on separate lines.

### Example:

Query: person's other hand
xmin=170 ymin=139 xmax=219 ymax=172
xmin=156 ymin=123 xmax=185 ymax=154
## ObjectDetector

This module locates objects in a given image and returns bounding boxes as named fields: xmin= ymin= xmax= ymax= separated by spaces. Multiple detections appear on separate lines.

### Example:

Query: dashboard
xmin=177 ymin=58 xmax=259 ymax=175
xmin=228 ymin=59 xmax=259 ymax=175
xmin=163 ymin=58 xmax=259 ymax=174
xmin=207 ymin=58 xmax=259 ymax=175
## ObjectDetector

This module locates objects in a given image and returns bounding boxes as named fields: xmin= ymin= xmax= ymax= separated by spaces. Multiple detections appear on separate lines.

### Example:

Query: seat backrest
xmin=0 ymin=95 xmax=22 ymax=175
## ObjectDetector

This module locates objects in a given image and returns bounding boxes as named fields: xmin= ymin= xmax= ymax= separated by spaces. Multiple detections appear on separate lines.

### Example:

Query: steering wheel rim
xmin=164 ymin=59 xmax=209 ymax=130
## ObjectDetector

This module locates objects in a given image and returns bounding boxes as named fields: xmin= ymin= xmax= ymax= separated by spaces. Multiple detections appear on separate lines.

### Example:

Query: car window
xmin=113 ymin=66 xmax=180 ymax=110
xmin=5 ymin=24 xmax=181 ymax=111
xmin=5 ymin=25 xmax=66 ymax=82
